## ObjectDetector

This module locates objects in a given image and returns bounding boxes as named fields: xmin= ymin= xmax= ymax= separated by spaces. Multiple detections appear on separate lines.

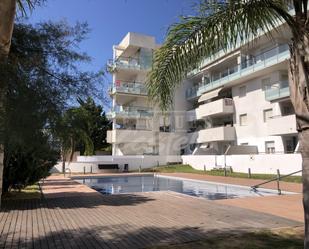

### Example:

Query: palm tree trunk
xmin=300 ymin=130 xmax=309 ymax=248
xmin=0 ymin=0 xmax=16 ymax=57
xmin=289 ymin=40 xmax=309 ymax=248
xmin=0 ymin=0 xmax=17 ymax=207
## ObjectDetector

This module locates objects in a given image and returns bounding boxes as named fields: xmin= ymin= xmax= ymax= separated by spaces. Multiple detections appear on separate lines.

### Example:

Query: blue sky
xmin=27 ymin=0 xmax=196 ymax=72
xmin=26 ymin=0 xmax=197 ymax=106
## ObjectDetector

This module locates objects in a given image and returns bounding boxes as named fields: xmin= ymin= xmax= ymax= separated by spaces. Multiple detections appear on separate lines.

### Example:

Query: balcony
xmin=267 ymin=114 xmax=297 ymax=136
xmin=186 ymin=85 xmax=199 ymax=99
xmin=190 ymin=126 xmax=236 ymax=143
xmin=107 ymin=56 xmax=152 ymax=71
xmin=107 ymin=129 xmax=156 ymax=144
xmin=196 ymin=98 xmax=234 ymax=119
xmin=186 ymin=44 xmax=290 ymax=99
xmin=107 ymin=106 xmax=153 ymax=119
xmin=110 ymin=81 xmax=148 ymax=96
xmin=265 ymin=81 xmax=290 ymax=101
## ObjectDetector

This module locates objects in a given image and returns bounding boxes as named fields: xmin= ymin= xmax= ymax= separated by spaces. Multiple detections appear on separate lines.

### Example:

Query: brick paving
xmin=0 ymin=174 xmax=303 ymax=249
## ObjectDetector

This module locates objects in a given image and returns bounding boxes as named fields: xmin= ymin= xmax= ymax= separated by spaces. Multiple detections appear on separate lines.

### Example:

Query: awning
xmin=198 ymin=87 xmax=223 ymax=103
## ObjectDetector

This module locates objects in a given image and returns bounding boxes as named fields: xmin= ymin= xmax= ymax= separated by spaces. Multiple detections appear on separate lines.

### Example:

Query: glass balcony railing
xmin=265 ymin=81 xmax=290 ymax=101
xmin=186 ymin=85 xmax=199 ymax=99
xmin=111 ymin=82 xmax=148 ymax=95
xmin=186 ymin=44 xmax=290 ymax=99
xmin=107 ymin=56 xmax=152 ymax=71
xmin=108 ymin=106 xmax=153 ymax=119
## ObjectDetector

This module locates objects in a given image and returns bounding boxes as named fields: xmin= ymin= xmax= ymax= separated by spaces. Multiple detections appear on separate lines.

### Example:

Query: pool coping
xmin=72 ymin=173 xmax=297 ymax=198
xmin=156 ymin=174 xmax=297 ymax=195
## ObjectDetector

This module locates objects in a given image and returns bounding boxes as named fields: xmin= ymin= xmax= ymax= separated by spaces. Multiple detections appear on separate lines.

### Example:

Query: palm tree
xmin=0 ymin=0 xmax=39 ymax=205
xmin=0 ymin=0 xmax=36 ymax=58
xmin=147 ymin=0 xmax=309 ymax=247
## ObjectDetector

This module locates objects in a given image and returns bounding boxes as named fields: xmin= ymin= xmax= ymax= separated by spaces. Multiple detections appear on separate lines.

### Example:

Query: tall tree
xmin=56 ymin=106 xmax=95 ymax=173
xmin=56 ymin=97 xmax=111 ymax=173
xmin=147 ymin=1 xmax=309 ymax=247
xmin=1 ymin=21 xmax=102 ymax=191
xmin=75 ymin=97 xmax=111 ymax=154
xmin=0 ymin=0 xmax=41 ymax=205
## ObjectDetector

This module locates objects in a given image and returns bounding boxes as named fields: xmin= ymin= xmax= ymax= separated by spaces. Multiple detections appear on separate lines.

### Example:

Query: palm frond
xmin=147 ymin=0 xmax=296 ymax=110
xmin=16 ymin=0 xmax=42 ymax=16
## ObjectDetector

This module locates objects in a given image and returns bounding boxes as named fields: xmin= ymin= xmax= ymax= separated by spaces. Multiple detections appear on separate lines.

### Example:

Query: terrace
xmin=265 ymin=81 xmax=290 ymax=101
xmin=186 ymin=44 xmax=290 ymax=100
xmin=107 ymin=105 xmax=153 ymax=119
xmin=110 ymin=81 xmax=148 ymax=96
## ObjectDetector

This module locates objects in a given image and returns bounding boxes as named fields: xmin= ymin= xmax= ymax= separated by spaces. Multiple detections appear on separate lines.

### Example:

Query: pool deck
xmin=0 ymin=174 xmax=303 ymax=249
xmin=161 ymin=173 xmax=303 ymax=223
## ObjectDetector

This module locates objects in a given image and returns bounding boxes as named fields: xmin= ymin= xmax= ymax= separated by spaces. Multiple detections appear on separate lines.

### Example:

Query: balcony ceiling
xmin=120 ymin=46 xmax=140 ymax=58
xmin=115 ymin=94 xmax=147 ymax=106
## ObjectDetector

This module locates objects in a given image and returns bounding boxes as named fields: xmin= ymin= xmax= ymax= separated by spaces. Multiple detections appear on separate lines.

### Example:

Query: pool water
xmin=74 ymin=175 xmax=283 ymax=200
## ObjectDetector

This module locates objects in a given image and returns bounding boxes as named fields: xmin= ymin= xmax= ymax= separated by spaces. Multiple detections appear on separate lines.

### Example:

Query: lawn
xmin=142 ymin=164 xmax=302 ymax=183
xmin=2 ymin=184 xmax=41 ymax=200
xmin=150 ymin=227 xmax=304 ymax=249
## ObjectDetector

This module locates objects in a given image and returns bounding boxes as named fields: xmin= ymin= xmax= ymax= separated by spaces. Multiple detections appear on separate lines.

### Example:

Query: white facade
xmin=184 ymin=23 xmax=298 ymax=156
xmin=107 ymin=32 xmax=185 ymax=157
xmin=105 ymin=24 xmax=300 ymax=173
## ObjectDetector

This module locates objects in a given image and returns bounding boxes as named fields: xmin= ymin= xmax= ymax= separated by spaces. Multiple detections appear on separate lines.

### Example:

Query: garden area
xmin=142 ymin=164 xmax=302 ymax=183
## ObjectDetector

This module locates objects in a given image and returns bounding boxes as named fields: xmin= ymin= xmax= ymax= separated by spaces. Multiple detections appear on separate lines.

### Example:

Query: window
xmin=239 ymin=114 xmax=247 ymax=126
xmin=281 ymin=101 xmax=294 ymax=116
xmin=263 ymin=109 xmax=273 ymax=122
xmin=265 ymin=141 xmax=275 ymax=154
xmin=262 ymin=78 xmax=271 ymax=91
xmin=239 ymin=86 xmax=246 ymax=97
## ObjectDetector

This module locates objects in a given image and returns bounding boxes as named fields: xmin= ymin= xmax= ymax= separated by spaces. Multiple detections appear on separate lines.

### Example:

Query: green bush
xmin=3 ymin=135 xmax=59 ymax=192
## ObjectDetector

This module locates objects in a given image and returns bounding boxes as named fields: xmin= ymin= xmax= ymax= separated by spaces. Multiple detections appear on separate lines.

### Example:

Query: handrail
xmin=251 ymin=169 xmax=302 ymax=194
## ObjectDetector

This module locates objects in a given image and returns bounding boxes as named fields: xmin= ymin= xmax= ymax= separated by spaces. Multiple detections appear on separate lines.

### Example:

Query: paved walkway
xmin=0 ymin=174 xmax=303 ymax=249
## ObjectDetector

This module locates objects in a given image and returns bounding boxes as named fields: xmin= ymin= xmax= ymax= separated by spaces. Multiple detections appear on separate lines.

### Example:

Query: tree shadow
xmin=1 ymin=192 xmax=156 ymax=211
xmin=0 ymin=224 xmax=303 ymax=249
xmin=42 ymin=179 xmax=81 ymax=186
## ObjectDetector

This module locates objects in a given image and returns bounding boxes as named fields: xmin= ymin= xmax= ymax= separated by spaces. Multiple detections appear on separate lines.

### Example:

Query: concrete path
xmin=0 ymin=174 xmax=303 ymax=249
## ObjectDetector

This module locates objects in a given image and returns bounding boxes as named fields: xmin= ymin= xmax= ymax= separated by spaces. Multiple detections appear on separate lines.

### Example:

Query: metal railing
xmin=108 ymin=106 xmax=153 ymax=119
xmin=107 ymin=56 xmax=152 ymax=71
xmin=111 ymin=81 xmax=148 ymax=95
xmin=251 ymin=169 xmax=302 ymax=195
xmin=265 ymin=81 xmax=290 ymax=101
xmin=186 ymin=44 xmax=290 ymax=99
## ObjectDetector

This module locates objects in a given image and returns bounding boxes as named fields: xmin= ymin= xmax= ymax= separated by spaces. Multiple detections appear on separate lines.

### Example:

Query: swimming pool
xmin=74 ymin=174 xmax=287 ymax=200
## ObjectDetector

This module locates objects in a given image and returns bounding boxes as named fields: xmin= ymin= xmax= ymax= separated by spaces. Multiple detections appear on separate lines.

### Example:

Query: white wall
xmin=52 ymin=155 xmax=182 ymax=173
xmin=52 ymin=162 xmax=99 ymax=174
xmin=52 ymin=154 xmax=301 ymax=176
xmin=182 ymin=154 xmax=302 ymax=175
xmin=232 ymin=70 xmax=289 ymax=153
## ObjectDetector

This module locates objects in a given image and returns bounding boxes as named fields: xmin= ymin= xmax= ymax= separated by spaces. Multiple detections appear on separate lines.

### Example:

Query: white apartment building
xmin=185 ymin=23 xmax=297 ymax=156
xmin=107 ymin=23 xmax=298 ymax=157
xmin=107 ymin=32 xmax=186 ymax=156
